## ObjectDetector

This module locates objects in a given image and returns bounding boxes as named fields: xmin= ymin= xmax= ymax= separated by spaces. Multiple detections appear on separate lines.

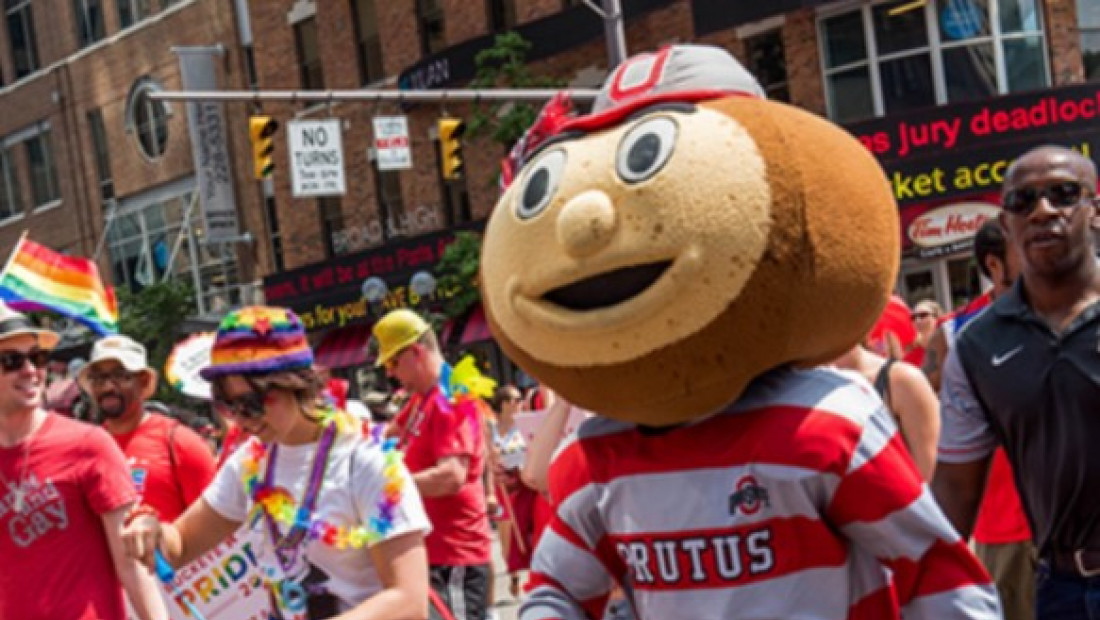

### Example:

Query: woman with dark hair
xmin=123 ymin=306 xmax=431 ymax=620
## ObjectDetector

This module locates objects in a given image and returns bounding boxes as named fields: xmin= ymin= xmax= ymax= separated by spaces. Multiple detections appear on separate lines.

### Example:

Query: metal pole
xmin=600 ymin=0 xmax=628 ymax=68
xmin=147 ymin=88 xmax=599 ymax=103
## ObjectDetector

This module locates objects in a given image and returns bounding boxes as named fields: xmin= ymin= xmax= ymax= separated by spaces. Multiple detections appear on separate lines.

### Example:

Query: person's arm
xmin=521 ymin=435 xmax=612 ymax=620
xmin=413 ymin=455 xmax=469 ymax=497
xmin=826 ymin=406 xmax=1000 ymax=619
xmin=931 ymin=347 xmax=998 ymax=540
xmin=921 ymin=326 xmax=948 ymax=391
xmin=124 ymin=497 xmax=241 ymax=571
xmin=888 ymin=361 xmax=941 ymax=481
xmin=521 ymin=396 xmax=571 ymax=496
xmin=331 ymin=531 xmax=429 ymax=620
xmin=102 ymin=504 xmax=168 ymax=620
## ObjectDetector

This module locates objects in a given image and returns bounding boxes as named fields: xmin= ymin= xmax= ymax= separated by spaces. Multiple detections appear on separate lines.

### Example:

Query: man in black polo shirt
xmin=934 ymin=145 xmax=1100 ymax=619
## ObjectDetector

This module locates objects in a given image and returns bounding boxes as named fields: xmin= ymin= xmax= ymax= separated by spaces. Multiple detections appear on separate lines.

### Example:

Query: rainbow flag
xmin=0 ymin=236 xmax=118 ymax=335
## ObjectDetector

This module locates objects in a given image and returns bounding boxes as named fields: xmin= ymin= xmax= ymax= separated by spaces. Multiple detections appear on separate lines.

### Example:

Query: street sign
xmin=372 ymin=116 xmax=413 ymax=170
xmin=288 ymin=119 xmax=346 ymax=197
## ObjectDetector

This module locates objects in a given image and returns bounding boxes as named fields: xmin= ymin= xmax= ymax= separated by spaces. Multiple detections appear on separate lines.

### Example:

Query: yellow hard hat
xmin=373 ymin=309 xmax=430 ymax=367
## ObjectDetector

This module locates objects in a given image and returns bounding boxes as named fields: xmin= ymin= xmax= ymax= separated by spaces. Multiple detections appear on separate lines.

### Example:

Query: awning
xmin=442 ymin=306 xmax=492 ymax=346
xmin=314 ymin=323 xmax=373 ymax=369
xmin=460 ymin=306 xmax=491 ymax=343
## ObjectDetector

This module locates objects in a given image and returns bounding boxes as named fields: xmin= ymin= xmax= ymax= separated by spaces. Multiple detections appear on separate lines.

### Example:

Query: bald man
xmin=933 ymin=146 xmax=1100 ymax=619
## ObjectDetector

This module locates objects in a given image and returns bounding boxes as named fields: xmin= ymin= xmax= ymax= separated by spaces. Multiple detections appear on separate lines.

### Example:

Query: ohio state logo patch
xmin=729 ymin=475 xmax=769 ymax=516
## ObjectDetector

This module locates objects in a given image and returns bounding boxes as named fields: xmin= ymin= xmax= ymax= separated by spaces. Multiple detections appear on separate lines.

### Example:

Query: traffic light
xmin=249 ymin=115 xmax=279 ymax=179
xmin=438 ymin=117 xmax=465 ymax=181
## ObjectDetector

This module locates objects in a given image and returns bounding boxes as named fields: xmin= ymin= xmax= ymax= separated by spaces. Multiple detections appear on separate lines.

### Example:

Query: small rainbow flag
xmin=0 ymin=235 xmax=118 ymax=335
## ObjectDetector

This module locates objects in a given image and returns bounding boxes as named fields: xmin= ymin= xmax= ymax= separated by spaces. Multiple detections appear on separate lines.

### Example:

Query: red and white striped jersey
xmin=520 ymin=367 xmax=999 ymax=620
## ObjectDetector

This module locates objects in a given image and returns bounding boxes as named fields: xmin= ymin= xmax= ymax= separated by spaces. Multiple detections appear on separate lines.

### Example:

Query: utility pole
xmin=582 ymin=0 xmax=627 ymax=69
xmin=600 ymin=0 xmax=627 ymax=68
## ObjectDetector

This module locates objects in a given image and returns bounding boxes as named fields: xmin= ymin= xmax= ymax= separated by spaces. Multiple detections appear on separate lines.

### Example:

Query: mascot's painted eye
xmin=616 ymin=116 xmax=678 ymax=184
xmin=517 ymin=149 xmax=567 ymax=220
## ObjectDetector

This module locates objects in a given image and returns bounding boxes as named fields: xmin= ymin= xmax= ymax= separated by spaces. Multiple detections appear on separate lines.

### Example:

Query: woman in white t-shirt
xmin=123 ymin=306 xmax=430 ymax=620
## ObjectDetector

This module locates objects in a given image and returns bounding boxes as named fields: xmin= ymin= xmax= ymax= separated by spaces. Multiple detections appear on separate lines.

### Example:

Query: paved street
xmin=489 ymin=528 xmax=520 ymax=620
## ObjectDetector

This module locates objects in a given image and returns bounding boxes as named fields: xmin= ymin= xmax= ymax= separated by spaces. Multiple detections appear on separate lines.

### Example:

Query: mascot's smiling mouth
xmin=542 ymin=261 xmax=673 ymax=311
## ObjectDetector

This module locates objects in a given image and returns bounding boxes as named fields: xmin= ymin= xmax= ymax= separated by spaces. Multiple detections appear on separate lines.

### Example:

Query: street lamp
xmin=361 ymin=276 xmax=388 ymax=303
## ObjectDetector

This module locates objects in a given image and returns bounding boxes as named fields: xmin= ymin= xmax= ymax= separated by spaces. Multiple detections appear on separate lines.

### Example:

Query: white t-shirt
xmin=204 ymin=432 xmax=431 ymax=611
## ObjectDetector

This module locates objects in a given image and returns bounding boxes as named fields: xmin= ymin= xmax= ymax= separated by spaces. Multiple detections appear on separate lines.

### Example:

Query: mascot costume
xmin=479 ymin=45 xmax=999 ymax=620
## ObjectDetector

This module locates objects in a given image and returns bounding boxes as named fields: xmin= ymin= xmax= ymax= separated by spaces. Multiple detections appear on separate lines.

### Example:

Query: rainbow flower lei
xmin=240 ymin=412 xmax=405 ymax=550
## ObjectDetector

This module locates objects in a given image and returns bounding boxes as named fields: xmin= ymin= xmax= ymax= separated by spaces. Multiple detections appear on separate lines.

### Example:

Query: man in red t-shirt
xmin=0 ymin=304 xmax=166 ymax=620
xmin=79 ymin=334 xmax=215 ymax=522
xmin=375 ymin=309 xmax=492 ymax=620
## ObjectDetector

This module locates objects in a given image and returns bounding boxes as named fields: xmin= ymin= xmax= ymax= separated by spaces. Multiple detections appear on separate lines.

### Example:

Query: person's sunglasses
xmin=384 ymin=346 xmax=413 ymax=372
xmin=0 ymin=349 xmax=50 ymax=373
xmin=213 ymin=391 xmax=269 ymax=420
xmin=1002 ymin=181 xmax=1092 ymax=216
xmin=911 ymin=311 xmax=933 ymax=321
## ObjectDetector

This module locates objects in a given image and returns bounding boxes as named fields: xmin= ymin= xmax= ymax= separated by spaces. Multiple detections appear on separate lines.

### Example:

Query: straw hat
xmin=0 ymin=302 xmax=60 ymax=350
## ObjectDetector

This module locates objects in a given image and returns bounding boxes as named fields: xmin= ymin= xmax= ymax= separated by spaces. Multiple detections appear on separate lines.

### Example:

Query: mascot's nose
xmin=556 ymin=190 xmax=618 ymax=259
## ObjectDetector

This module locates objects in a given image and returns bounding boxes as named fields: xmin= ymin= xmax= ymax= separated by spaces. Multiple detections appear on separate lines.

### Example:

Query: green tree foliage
xmin=116 ymin=280 xmax=196 ymax=402
xmin=434 ymin=231 xmax=482 ymax=321
xmin=468 ymin=32 xmax=565 ymax=148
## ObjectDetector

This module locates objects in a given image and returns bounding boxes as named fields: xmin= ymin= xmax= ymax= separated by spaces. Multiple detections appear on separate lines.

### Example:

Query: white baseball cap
xmin=83 ymin=335 xmax=150 ymax=374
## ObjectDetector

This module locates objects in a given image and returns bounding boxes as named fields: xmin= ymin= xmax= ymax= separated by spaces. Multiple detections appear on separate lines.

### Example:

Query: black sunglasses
xmin=213 ymin=390 xmax=269 ymax=420
xmin=0 ymin=349 xmax=50 ymax=373
xmin=1002 ymin=181 xmax=1093 ymax=215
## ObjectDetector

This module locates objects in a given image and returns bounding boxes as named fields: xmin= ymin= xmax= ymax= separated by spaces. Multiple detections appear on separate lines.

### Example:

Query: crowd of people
xmin=1 ymin=142 xmax=1099 ymax=619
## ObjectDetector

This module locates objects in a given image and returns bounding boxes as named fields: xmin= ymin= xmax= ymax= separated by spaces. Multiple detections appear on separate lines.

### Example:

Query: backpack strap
xmin=873 ymin=357 xmax=897 ymax=414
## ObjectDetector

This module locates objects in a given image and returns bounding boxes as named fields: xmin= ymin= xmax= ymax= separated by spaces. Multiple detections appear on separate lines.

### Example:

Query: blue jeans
xmin=1037 ymin=563 xmax=1100 ymax=619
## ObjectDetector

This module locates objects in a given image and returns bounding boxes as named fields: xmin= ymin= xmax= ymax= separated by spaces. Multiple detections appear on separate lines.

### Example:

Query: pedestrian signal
xmin=249 ymin=115 xmax=279 ymax=179
xmin=438 ymin=118 xmax=465 ymax=181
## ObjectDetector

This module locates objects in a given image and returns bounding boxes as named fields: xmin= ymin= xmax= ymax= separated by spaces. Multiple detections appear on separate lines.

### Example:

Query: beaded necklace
xmin=240 ymin=413 xmax=405 ymax=551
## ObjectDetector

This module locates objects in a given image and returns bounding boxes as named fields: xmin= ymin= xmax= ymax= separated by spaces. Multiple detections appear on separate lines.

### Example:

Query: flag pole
xmin=0 ymin=230 xmax=28 ymax=280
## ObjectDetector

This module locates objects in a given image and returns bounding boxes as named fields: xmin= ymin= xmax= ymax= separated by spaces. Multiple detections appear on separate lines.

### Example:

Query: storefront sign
xmin=907 ymin=202 xmax=1000 ymax=259
xmin=372 ymin=116 xmax=412 ymax=170
xmin=263 ymin=224 xmax=482 ymax=332
xmin=397 ymin=0 xmax=673 ymax=90
xmin=846 ymin=83 xmax=1100 ymax=207
xmin=692 ymin=0 xmax=832 ymax=36
xmin=288 ymin=119 xmax=346 ymax=197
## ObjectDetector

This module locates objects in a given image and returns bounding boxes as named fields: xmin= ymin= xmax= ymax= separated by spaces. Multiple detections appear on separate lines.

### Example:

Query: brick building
xmin=248 ymin=0 xmax=1100 ymax=388
xmin=0 ymin=0 xmax=264 ymax=326
xmin=1 ymin=0 xmax=1096 ymax=384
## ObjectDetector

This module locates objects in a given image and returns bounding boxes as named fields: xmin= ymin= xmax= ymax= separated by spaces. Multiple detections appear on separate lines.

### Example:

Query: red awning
xmin=460 ymin=306 xmax=491 ymax=344
xmin=314 ymin=324 xmax=373 ymax=369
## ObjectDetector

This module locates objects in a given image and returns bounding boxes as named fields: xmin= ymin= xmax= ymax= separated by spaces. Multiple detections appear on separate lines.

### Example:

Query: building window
xmin=379 ymin=170 xmax=404 ymax=238
xmin=87 ymin=110 xmax=114 ymax=202
xmin=73 ymin=0 xmax=105 ymax=46
xmin=266 ymin=194 xmax=284 ymax=272
xmin=117 ymin=0 xmax=151 ymax=28
xmin=126 ymin=79 xmax=170 ymax=160
xmin=319 ymin=197 xmax=345 ymax=257
xmin=25 ymin=131 xmax=58 ymax=207
xmin=487 ymin=0 xmax=517 ymax=31
xmin=417 ymin=0 xmax=446 ymax=56
xmin=107 ymin=190 xmax=241 ymax=314
xmin=351 ymin=0 xmax=384 ymax=84
xmin=0 ymin=148 xmax=22 ymax=220
xmin=819 ymin=0 xmax=1048 ymax=123
xmin=1081 ymin=0 xmax=1100 ymax=80
xmin=745 ymin=29 xmax=789 ymax=102
xmin=6 ymin=0 xmax=39 ymax=79
xmin=294 ymin=17 xmax=325 ymax=90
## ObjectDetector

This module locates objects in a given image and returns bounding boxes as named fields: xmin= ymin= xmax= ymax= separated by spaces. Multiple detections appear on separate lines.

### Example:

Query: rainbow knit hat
xmin=199 ymin=306 xmax=313 ymax=381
